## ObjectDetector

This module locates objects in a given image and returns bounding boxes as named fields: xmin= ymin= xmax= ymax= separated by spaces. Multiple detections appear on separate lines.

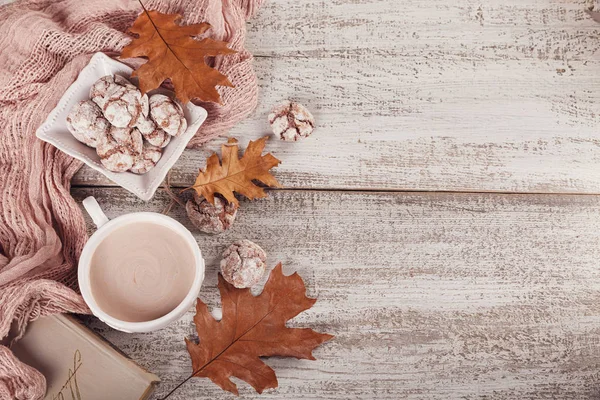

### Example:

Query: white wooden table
xmin=71 ymin=1 xmax=600 ymax=398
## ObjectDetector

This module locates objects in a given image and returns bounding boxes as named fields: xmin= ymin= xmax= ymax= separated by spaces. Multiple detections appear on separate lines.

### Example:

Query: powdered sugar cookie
xmin=102 ymin=85 xmax=143 ymax=128
xmin=149 ymin=94 xmax=186 ymax=136
xmin=139 ymin=92 xmax=149 ymax=119
xmin=186 ymin=193 xmax=238 ymax=234
xmin=90 ymin=76 xmax=117 ymax=108
xmin=130 ymin=142 xmax=162 ymax=174
xmin=134 ymin=117 xmax=171 ymax=148
xmin=269 ymin=101 xmax=315 ymax=141
xmin=66 ymin=100 xmax=110 ymax=148
xmin=96 ymin=127 xmax=143 ymax=172
xmin=220 ymin=240 xmax=267 ymax=288
xmin=175 ymin=114 xmax=187 ymax=136
xmin=113 ymin=74 xmax=138 ymax=91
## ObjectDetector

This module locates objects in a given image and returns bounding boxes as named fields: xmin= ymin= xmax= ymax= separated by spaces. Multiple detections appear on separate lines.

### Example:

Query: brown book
xmin=10 ymin=314 xmax=159 ymax=400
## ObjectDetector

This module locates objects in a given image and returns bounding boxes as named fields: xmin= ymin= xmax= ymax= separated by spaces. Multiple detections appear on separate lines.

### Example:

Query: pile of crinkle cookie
xmin=66 ymin=74 xmax=187 ymax=173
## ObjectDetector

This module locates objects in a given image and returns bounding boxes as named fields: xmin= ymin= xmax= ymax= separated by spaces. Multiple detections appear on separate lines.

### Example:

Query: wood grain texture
xmin=73 ymin=188 xmax=600 ymax=399
xmin=15 ymin=0 xmax=600 ymax=398
xmin=72 ymin=0 xmax=600 ymax=194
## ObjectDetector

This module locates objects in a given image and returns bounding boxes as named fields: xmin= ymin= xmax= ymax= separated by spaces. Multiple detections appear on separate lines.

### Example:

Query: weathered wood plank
xmin=72 ymin=56 xmax=600 ymax=193
xmin=72 ymin=0 xmax=600 ymax=193
xmin=73 ymin=188 xmax=600 ymax=399
xmin=245 ymin=0 xmax=600 ymax=59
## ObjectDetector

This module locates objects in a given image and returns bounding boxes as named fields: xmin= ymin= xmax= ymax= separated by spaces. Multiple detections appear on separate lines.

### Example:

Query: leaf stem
xmin=136 ymin=0 xmax=150 ymax=15
xmin=158 ymin=347 xmax=233 ymax=399
xmin=159 ymin=304 xmax=278 ymax=398
xmin=163 ymin=171 xmax=186 ymax=205
xmin=157 ymin=369 xmax=199 ymax=400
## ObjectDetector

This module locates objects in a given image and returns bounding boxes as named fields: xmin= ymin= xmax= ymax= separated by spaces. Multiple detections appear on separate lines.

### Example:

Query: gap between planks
xmin=70 ymin=185 xmax=600 ymax=198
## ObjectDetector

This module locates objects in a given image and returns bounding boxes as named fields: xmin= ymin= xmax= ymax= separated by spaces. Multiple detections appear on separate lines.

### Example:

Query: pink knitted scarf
xmin=0 ymin=0 xmax=262 ymax=398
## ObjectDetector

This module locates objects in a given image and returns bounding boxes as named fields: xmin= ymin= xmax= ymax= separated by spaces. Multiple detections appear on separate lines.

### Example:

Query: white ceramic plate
xmin=36 ymin=52 xmax=207 ymax=201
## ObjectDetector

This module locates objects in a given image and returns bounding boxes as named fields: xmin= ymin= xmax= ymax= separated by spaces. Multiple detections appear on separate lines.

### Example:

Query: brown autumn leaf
xmin=191 ymin=137 xmax=281 ymax=206
xmin=589 ymin=10 xmax=600 ymax=23
xmin=120 ymin=9 xmax=235 ymax=104
xmin=185 ymin=264 xmax=333 ymax=395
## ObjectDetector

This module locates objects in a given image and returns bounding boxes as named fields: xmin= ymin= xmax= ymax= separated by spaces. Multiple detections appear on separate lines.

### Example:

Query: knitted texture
xmin=0 ymin=0 xmax=263 ymax=398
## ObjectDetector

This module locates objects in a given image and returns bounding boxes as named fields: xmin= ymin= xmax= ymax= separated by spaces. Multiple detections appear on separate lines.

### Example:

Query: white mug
xmin=78 ymin=196 xmax=205 ymax=333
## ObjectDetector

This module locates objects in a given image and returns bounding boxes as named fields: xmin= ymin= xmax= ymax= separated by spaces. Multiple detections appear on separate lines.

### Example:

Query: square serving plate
xmin=36 ymin=52 xmax=207 ymax=201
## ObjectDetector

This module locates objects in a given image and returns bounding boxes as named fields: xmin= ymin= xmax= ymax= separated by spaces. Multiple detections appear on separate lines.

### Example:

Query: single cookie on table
xmin=186 ymin=192 xmax=238 ymax=234
xmin=149 ymin=94 xmax=187 ymax=136
xmin=134 ymin=117 xmax=171 ymax=148
xmin=96 ymin=126 xmax=143 ymax=172
xmin=130 ymin=142 xmax=163 ymax=174
xmin=66 ymin=100 xmax=110 ymax=148
xmin=268 ymin=101 xmax=315 ymax=141
xmin=220 ymin=240 xmax=267 ymax=288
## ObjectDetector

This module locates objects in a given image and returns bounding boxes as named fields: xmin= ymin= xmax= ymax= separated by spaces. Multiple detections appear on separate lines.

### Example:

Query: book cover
xmin=10 ymin=314 xmax=159 ymax=400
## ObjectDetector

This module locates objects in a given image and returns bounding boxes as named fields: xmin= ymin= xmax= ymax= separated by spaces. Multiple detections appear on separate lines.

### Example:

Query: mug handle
xmin=82 ymin=196 xmax=110 ymax=229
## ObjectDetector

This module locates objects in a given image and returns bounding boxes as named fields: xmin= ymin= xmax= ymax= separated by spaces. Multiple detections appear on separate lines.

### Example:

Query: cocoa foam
xmin=89 ymin=222 xmax=195 ymax=322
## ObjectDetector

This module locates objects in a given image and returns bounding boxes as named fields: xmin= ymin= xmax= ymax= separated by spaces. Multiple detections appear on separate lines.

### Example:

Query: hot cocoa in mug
xmin=78 ymin=197 xmax=205 ymax=333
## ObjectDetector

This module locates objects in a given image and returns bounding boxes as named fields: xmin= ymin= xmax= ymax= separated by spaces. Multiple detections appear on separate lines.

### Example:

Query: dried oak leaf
xmin=589 ymin=10 xmax=600 ymax=23
xmin=192 ymin=137 xmax=281 ymax=206
xmin=186 ymin=264 xmax=333 ymax=395
xmin=120 ymin=10 xmax=235 ymax=104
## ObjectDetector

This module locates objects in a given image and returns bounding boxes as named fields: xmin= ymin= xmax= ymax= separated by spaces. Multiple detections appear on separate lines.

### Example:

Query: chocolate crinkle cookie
xmin=149 ymin=94 xmax=187 ymax=136
xmin=67 ymin=74 xmax=184 ymax=174
xmin=66 ymin=100 xmax=110 ymax=148
xmin=102 ymin=85 xmax=145 ymax=128
xmin=220 ymin=239 xmax=267 ymax=288
xmin=96 ymin=126 xmax=143 ymax=172
xmin=91 ymin=75 xmax=148 ymax=112
xmin=134 ymin=117 xmax=171 ymax=148
xmin=268 ymin=101 xmax=315 ymax=141
xmin=130 ymin=142 xmax=162 ymax=174
xmin=186 ymin=192 xmax=238 ymax=234
xmin=89 ymin=75 xmax=118 ymax=108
